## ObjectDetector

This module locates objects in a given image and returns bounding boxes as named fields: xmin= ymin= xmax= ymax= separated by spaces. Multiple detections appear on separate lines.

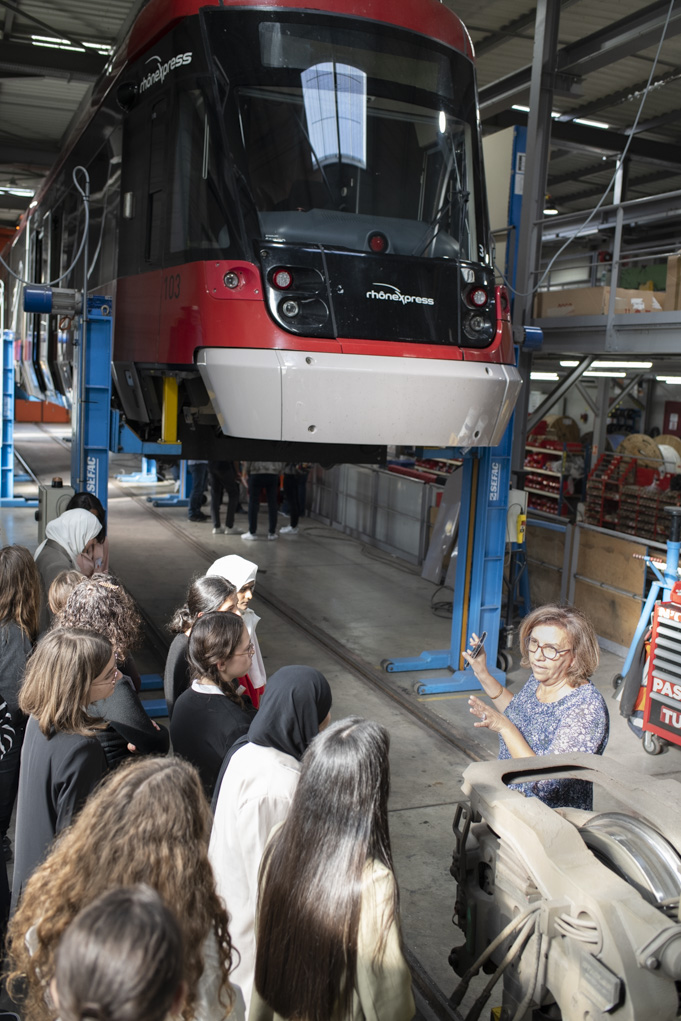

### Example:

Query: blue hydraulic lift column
xmin=383 ymin=415 xmax=513 ymax=694
xmin=0 ymin=327 xmax=38 ymax=508
xmin=70 ymin=296 xmax=114 ymax=513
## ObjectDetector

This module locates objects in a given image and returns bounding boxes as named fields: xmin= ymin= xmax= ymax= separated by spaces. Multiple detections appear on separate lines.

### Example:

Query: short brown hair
xmin=47 ymin=570 xmax=83 ymax=616
xmin=519 ymin=603 xmax=599 ymax=686
xmin=0 ymin=545 xmax=41 ymax=640
xmin=19 ymin=628 xmax=112 ymax=735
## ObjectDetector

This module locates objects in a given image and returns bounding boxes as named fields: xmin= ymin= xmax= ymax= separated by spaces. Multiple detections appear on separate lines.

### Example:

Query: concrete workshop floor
xmin=5 ymin=423 xmax=681 ymax=1012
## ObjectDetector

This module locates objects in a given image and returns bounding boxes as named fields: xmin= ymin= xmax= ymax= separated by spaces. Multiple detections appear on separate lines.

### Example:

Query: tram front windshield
xmin=203 ymin=11 xmax=482 ymax=262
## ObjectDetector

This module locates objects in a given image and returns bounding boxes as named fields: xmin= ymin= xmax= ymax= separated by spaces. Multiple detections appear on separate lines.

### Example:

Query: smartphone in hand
xmin=469 ymin=631 xmax=487 ymax=660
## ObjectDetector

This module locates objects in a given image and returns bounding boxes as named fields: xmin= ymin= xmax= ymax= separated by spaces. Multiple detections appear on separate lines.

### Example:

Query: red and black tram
xmin=4 ymin=0 xmax=521 ymax=461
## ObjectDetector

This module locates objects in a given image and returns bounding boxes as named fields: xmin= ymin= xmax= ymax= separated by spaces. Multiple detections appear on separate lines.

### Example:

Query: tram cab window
xmin=202 ymin=11 xmax=482 ymax=261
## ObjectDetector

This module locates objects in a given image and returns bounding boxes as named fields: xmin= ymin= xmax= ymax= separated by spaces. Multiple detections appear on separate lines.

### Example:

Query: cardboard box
xmin=665 ymin=253 xmax=681 ymax=311
xmin=534 ymin=286 xmax=665 ymax=318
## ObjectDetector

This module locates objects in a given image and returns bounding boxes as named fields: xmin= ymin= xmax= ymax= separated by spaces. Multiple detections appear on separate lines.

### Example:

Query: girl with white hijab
xmin=34 ymin=509 xmax=102 ymax=628
xmin=207 ymin=555 xmax=266 ymax=707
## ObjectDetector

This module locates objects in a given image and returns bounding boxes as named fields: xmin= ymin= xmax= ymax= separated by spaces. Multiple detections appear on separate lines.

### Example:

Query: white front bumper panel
xmin=196 ymin=348 xmax=522 ymax=448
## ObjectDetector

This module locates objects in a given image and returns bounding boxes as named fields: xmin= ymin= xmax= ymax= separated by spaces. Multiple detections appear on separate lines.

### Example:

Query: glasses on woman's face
xmin=239 ymin=641 xmax=255 ymax=657
xmin=527 ymin=638 xmax=571 ymax=661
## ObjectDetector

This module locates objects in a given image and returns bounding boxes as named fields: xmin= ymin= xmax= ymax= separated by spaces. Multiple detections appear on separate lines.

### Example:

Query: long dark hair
xmin=187 ymin=611 xmax=245 ymax=702
xmin=54 ymin=885 xmax=183 ymax=1021
xmin=169 ymin=576 xmax=236 ymax=634
xmin=254 ymin=718 xmax=399 ymax=1021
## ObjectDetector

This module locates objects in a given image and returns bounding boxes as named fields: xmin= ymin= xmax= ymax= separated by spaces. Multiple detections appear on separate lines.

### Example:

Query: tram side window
xmin=170 ymin=89 xmax=231 ymax=256
xmin=147 ymin=98 xmax=167 ymax=265
xmin=59 ymin=190 xmax=85 ymax=288
xmin=87 ymin=131 xmax=122 ymax=286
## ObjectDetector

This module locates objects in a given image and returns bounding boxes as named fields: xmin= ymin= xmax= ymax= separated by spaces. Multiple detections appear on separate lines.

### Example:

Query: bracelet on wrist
xmin=489 ymin=686 xmax=505 ymax=700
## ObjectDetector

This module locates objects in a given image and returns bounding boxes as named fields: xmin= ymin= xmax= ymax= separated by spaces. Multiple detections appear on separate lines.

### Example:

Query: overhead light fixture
xmin=0 ymin=187 xmax=34 ymax=197
xmin=656 ymin=376 xmax=681 ymax=384
xmin=512 ymin=105 xmax=562 ymax=120
xmin=530 ymin=372 xmax=559 ymax=381
xmin=560 ymin=360 xmax=653 ymax=369
xmin=574 ymin=117 xmax=610 ymax=130
xmin=544 ymin=195 xmax=559 ymax=216
xmin=584 ymin=370 xmax=626 ymax=378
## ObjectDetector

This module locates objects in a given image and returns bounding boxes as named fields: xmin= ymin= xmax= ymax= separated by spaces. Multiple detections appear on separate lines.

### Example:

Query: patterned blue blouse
xmin=499 ymin=676 xmax=609 ymax=810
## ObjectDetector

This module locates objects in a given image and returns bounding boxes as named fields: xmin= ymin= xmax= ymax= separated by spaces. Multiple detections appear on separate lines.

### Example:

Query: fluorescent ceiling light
xmin=0 ymin=187 xmax=34 ymax=197
xmin=511 ymin=104 xmax=562 ymax=119
xmin=574 ymin=117 xmax=610 ymax=130
xmin=656 ymin=376 xmax=681 ymax=384
xmin=584 ymin=370 xmax=626 ymax=377
xmin=560 ymin=360 xmax=652 ymax=369
xmin=530 ymin=372 xmax=559 ymax=381
xmin=31 ymin=33 xmax=84 ymax=52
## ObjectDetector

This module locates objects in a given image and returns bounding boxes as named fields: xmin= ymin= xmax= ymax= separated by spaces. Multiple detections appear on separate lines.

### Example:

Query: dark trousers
xmin=0 ymin=711 xmax=25 ymax=836
xmin=248 ymin=474 xmax=279 ymax=535
xmin=188 ymin=462 xmax=208 ymax=518
xmin=209 ymin=463 xmax=239 ymax=529
xmin=283 ymin=475 xmax=301 ymax=528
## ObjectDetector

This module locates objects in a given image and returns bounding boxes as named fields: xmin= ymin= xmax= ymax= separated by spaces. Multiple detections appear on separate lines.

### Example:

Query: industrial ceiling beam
xmin=486 ymin=108 xmax=681 ymax=169
xmin=527 ymin=357 xmax=596 ymax=433
xmin=555 ymin=66 xmax=681 ymax=123
xmin=480 ymin=1 xmax=681 ymax=116
xmin=0 ymin=40 xmax=103 ymax=81
xmin=555 ymin=1 xmax=681 ymax=77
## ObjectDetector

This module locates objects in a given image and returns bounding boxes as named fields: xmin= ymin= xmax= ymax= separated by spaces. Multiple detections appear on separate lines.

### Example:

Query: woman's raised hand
xmin=462 ymin=633 xmax=488 ymax=677
xmin=468 ymin=694 xmax=506 ymax=733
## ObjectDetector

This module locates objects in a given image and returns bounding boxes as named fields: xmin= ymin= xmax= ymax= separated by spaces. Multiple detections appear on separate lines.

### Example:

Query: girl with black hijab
xmin=208 ymin=665 xmax=332 ymax=1014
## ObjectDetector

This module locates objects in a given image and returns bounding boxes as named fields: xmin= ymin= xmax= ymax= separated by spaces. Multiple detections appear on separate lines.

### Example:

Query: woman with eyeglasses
xmin=170 ymin=611 xmax=257 ymax=798
xmin=464 ymin=604 xmax=609 ymax=809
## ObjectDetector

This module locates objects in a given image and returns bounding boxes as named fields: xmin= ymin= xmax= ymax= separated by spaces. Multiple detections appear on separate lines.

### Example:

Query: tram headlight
xmin=281 ymin=299 xmax=300 ymax=319
xmin=463 ymin=312 xmax=494 ymax=343
xmin=223 ymin=271 xmax=240 ymax=289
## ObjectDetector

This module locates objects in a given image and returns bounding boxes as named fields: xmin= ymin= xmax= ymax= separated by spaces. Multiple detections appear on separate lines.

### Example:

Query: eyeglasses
xmin=527 ymin=639 xmax=571 ymax=661
xmin=240 ymin=642 xmax=255 ymax=656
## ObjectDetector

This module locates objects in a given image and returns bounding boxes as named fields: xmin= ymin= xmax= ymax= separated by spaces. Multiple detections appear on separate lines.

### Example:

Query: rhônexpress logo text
xmin=366 ymin=283 xmax=434 ymax=306
xmin=140 ymin=52 xmax=193 ymax=92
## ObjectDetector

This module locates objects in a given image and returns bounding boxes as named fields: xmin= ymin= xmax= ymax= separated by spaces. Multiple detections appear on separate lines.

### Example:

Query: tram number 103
xmin=163 ymin=273 xmax=181 ymax=300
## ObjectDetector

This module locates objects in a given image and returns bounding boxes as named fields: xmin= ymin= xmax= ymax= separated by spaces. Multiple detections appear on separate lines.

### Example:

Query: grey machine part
xmin=450 ymin=754 xmax=681 ymax=1021
xmin=36 ymin=481 xmax=75 ymax=543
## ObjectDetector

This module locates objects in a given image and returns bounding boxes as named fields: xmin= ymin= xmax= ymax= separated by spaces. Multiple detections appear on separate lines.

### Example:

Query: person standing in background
xmin=209 ymin=461 xmax=241 ymax=535
xmin=241 ymin=463 xmax=285 ymax=541
xmin=188 ymin=460 xmax=209 ymax=523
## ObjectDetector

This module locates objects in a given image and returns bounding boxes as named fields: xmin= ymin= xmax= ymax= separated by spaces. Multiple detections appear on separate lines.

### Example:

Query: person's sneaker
xmin=3 ymin=835 xmax=12 ymax=863
xmin=212 ymin=526 xmax=224 ymax=534
xmin=224 ymin=526 xmax=242 ymax=535
xmin=241 ymin=531 xmax=258 ymax=541
xmin=279 ymin=525 xmax=298 ymax=535
xmin=267 ymin=532 xmax=278 ymax=540
xmin=188 ymin=512 xmax=209 ymax=522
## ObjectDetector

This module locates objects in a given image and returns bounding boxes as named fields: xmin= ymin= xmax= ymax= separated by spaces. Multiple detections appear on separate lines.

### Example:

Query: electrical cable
xmin=0 ymin=166 xmax=90 ymax=286
xmin=430 ymin=584 xmax=453 ymax=619
xmin=463 ymin=914 xmax=537 ymax=1021
xmin=510 ymin=928 xmax=544 ymax=1021
xmin=450 ymin=904 xmax=540 ymax=1007
xmin=499 ymin=0 xmax=677 ymax=299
